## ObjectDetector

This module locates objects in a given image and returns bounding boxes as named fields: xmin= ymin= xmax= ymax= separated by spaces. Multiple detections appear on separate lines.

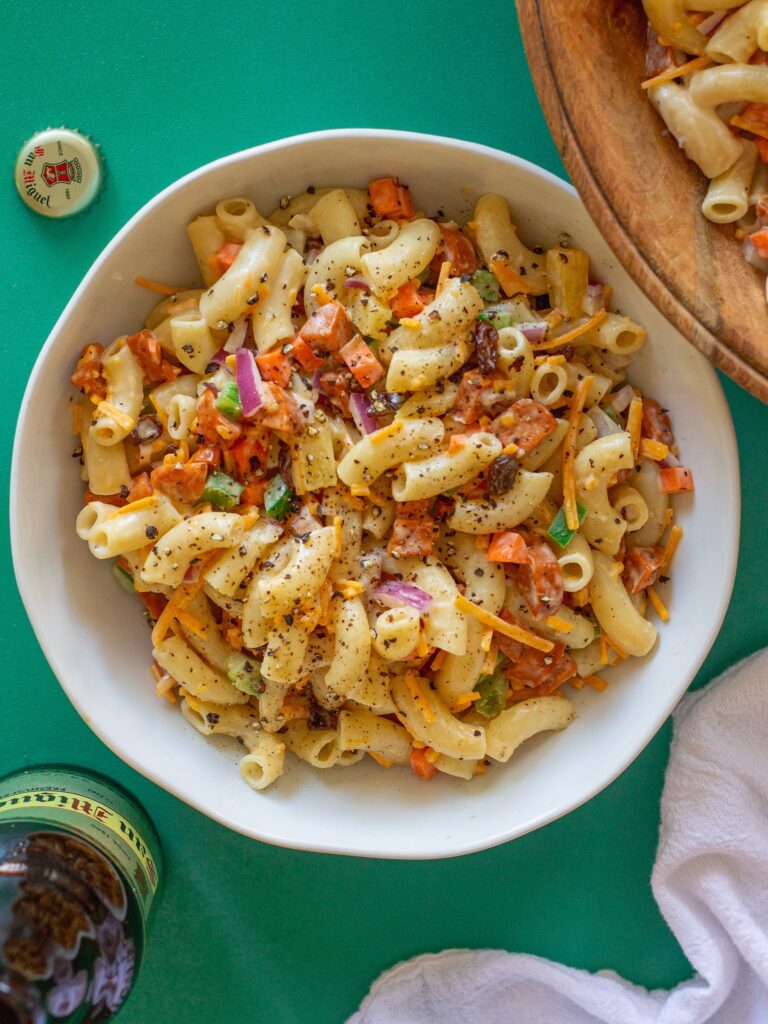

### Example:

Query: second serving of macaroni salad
xmin=642 ymin=0 xmax=768 ymax=297
xmin=71 ymin=176 xmax=694 ymax=791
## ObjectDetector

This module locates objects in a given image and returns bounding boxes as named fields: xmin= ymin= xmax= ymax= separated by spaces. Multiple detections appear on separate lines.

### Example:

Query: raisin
xmin=473 ymin=320 xmax=499 ymax=375
xmin=489 ymin=454 xmax=519 ymax=496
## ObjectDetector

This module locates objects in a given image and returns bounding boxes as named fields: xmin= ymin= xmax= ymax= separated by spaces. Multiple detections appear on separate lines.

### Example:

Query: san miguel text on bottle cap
xmin=14 ymin=128 xmax=104 ymax=219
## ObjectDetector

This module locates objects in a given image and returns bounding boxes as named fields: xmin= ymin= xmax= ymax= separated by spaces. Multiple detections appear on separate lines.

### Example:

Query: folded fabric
xmin=347 ymin=649 xmax=768 ymax=1024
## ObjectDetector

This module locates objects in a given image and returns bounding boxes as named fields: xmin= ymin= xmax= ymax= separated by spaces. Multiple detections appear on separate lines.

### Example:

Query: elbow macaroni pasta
xmin=69 ymin=175 xmax=690 ymax=793
xmin=642 ymin=2 xmax=768 ymax=294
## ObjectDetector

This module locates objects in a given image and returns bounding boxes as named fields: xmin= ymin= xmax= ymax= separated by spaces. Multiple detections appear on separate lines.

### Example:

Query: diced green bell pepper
xmin=547 ymin=503 xmax=587 ymax=548
xmin=264 ymin=473 xmax=293 ymax=520
xmin=471 ymin=269 xmax=501 ymax=303
xmin=112 ymin=563 xmax=135 ymax=593
xmin=201 ymin=470 xmax=244 ymax=511
xmin=215 ymin=381 xmax=242 ymax=421
xmin=227 ymin=653 xmax=264 ymax=696
xmin=474 ymin=669 xmax=509 ymax=719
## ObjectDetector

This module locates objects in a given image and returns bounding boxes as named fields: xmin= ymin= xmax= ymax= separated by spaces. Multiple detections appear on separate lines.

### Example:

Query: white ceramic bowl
xmin=11 ymin=130 xmax=740 ymax=859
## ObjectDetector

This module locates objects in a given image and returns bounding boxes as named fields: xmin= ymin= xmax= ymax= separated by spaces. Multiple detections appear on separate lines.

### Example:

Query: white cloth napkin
xmin=347 ymin=649 xmax=768 ymax=1024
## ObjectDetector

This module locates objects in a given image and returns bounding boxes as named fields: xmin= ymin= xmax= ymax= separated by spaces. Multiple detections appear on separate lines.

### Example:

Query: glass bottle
xmin=0 ymin=765 xmax=162 ymax=1023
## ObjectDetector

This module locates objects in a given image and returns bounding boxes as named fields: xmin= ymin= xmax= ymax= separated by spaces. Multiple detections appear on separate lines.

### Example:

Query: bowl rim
xmin=10 ymin=128 xmax=741 ymax=858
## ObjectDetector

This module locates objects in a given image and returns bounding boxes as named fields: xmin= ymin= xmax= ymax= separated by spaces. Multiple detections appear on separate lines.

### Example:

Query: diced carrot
xmin=299 ymin=302 xmax=354 ymax=352
xmin=290 ymin=336 xmax=326 ymax=372
xmin=256 ymin=348 xmax=293 ymax=388
xmin=127 ymin=472 xmax=153 ymax=502
xmin=228 ymin=432 xmax=268 ymax=481
xmin=437 ymin=225 xmax=477 ymax=276
xmin=138 ymin=590 xmax=168 ymax=623
xmin=623 ymin=546 xmax=665 ymax=594
xmin=125 ymin=330 xmax=169 ymax=383
xmin=390 ymin=281 xmax=426 ymax=319
xmin=491 ymin=398 xmax=556 ymax=455
xmin=209 ymin=242 xmax=242 ymax=278
xmin=83 ymin=489 xmax=125 ymax=507
xmin=750 ymin=227 xmax=768 ymax=259
xmin=71 ymin=344 xmax=107 ymax=400
xmin=196 ymin=388 xmax=241 ymax=445
xmin=409 ymin=746 xmax=437 ymax=781
xmin=756 ymin=138 xmax=768 ymax=163
xmin=338 ymin=335 xmax=384 ymax=388
xmin=368 ymin=176 xmax=415 ymax=219
xmin=151 ymin=461 xmax=208 ymax=504
xmin=388 ymin=500 xmax=434 ymax=558
xmin=187 ymin=445 xmax=222 ymax=469
xmin=251 ymin=382 xmax=304 ymax=434
xmin=487 ymin=531 xmax=528 ymax=564
xmin=240 ymin=479 xmax=268 ymax=506
xmin=659 ymin=466 xmax=695 ymax=493
xmin=641 ymin=399 xmax=675 ymax=448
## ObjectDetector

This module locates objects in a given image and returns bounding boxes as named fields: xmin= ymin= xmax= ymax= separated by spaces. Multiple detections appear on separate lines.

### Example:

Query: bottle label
xmin=0 ymin=767 xmax=161 ymax=933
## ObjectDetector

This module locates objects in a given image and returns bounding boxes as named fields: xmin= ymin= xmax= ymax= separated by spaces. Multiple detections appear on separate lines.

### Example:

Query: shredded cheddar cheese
xmin=647 ymin=585 xmax=670 ymax=622
xmin=490 ymin=253 xmax=534 ymax=296
xmin=641 ymin=54 xmax=713 ymax=90
xmin=333 ymin=579 xmax=365 ymax=599
xmin=368 ymin=752 xmax=393 ymax=768
xmin=107 ymin=495 xmax=157 ymax=519
xmin=532 ymin=310 xmax=606 ymax=352
xmin=399 ymin=317 xmax=422 ymax=330
xmin=404 ymin=670 xmax=436 ymax=723
xmin=480 ymin=628 xmax=494 ymax=652
xmin=95 ymin=401 xmax=135 ymax=433
xmin=174 ymin=608 xmax=207 ymax=639
xmin=545 ymin=614 xmax=573 ymax=634
xmin=350 ymin=484 xmax=371 ymax=497
xmin=455 ymin=594 xmax=554 ymax=653
xmin=370 ymin=420 xmax=404 ymax=444
xmin=640 ymin=438 xmax=670 ymax=461
xmin=134 ymin=276 xmax=186 ymax=295
xmin=450 ymin=692 xmax=481 ymax=713
xmin=662 ymin=524 xmax=683 ymax=570
xmin=310 ymin=283 xmax=334 ymax=305
xmin=435 ymin=260 xmax=452 ymax=297
xmin=584 ymin=674 xmax=609 ymax=692
xmin=627 ymin=397 xmax=644 ymax=459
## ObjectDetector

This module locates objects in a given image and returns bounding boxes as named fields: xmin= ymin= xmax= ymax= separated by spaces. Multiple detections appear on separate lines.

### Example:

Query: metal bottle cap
xmin=14 ymin=127 xmax=103 ymax=219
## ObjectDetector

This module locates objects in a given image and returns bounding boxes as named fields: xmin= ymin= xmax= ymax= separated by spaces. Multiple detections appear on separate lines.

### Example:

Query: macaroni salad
xmin=642 ymin=0 xmax=768 ymax=294
xmin=70 ymin=177 xmax=693 ymax=790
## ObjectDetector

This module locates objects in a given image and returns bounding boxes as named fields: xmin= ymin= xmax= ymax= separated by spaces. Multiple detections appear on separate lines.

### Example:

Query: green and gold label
xmin=0 ymin=767 xmax=161 ymax=932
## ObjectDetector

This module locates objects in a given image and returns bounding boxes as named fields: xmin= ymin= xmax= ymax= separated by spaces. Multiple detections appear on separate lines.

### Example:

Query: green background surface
xmin=1 ymin=3 xmax=764 ymax=1022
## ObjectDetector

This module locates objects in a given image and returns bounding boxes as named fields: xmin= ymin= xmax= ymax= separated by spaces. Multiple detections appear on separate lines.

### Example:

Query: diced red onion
xmin=349 ymin=392 xmax=379 ymax=435
xmin=224 ymin=315 xmax=248 ymax=353
xmin=661 ymin=452 xmax=681 ymax=469
xmin=208 ymin=348 xmax=229 ymax=367
xmin=235 ymin=347 xmax=262 ymax=417
xmin=582 ymin=283 xmax=605 ymax=317
xmin=588 ymin=406 xmax=623 ymax=438
xmin=518 ymin=322 xmax=548 ymax=343
xmin=697 ymin=10 xmax=728 ymax=35
xmin=343 ymin=276 xmax=371 ymax=292
xmin=312 ymin=369 xmax=324 ymax=391
xmin=372 ymin=582 xmax=433 ymax=612
xmin=611 ymin=384 xmax=635 ymax=414
xmin=183 ymin=562 xmax=201 ymax=584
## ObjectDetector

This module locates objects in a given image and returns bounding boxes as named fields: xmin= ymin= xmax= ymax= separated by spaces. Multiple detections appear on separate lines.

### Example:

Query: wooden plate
xmin=517 ymin=0 xmax=768 ymax=402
